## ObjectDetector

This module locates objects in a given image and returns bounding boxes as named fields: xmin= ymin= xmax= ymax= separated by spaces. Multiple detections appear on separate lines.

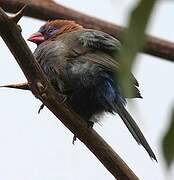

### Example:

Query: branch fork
xmin=10 ymin=4 xmax=26 ymax=23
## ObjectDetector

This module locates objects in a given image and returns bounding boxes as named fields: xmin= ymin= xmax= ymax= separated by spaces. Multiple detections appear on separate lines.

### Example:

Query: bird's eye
xmin=47 ymin=29 xmax=54 ymax=33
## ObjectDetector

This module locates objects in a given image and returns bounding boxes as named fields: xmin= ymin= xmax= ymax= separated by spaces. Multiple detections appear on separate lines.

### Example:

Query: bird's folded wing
xmin=77 ymin=30 xmax=140 ymax=88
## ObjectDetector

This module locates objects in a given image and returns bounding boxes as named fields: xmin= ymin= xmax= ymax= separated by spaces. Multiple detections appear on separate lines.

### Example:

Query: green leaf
xmin=162 ymin=107 xmax=174 ymax=168
xmin=118 ymin=0 xmax=157 ymax=97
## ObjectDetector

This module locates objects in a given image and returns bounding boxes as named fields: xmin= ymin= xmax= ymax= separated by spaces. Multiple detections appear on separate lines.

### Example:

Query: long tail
xmin=115 ymin=103 xmax=157 ymax=161
xmin=98 ymin=74 xmax=157 ymax=161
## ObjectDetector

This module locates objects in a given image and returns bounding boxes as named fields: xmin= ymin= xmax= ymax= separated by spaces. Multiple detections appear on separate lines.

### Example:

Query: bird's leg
xmin=58 ymin=93 xmax=67 ymax=104
xmin=38 ymin=103 xmax=44 ymax=114
xmin=56 ymin=84 xmax=69 ymax=104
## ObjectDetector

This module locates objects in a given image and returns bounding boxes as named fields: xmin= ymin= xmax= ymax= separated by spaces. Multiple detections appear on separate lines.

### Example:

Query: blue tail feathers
xmin=97 ymin=73 xmax=126 ymax=113
xmin=98 ymin=73 xmax=157 ymax=161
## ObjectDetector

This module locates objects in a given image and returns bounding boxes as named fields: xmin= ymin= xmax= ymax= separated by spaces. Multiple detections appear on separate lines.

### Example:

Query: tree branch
xmin=0 ymin=0 xmax=174 ymax=62
xmin=0 ymin=7 xmax=139 ymax=180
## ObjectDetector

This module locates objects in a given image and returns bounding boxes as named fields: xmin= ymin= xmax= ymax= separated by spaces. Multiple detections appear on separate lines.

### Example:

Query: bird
xmin=28 ymin=19 xmax=157 ymax=161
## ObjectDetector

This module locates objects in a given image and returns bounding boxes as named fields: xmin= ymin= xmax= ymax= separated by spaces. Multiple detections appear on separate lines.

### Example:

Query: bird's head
xmin=28 ymin=20 xmax=83 ymax=45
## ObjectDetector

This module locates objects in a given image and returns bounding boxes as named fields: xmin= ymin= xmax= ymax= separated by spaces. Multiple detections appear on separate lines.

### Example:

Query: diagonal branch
xmin=0 ymin=0 xmax=174 ymax=62
xmin=0 ymin=7 xmax=139 ymax=180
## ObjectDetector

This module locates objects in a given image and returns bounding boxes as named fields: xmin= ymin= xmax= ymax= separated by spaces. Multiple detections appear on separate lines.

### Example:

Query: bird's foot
xmin=72 ymin=122 xmax=93 ymax=145
xmin=87 ymin=121 xmax=94 ymax=129
xmin=72 ymin=135 xmax=77 ymax=145
xmin=38 ymin=103 xmax=44 ymax=114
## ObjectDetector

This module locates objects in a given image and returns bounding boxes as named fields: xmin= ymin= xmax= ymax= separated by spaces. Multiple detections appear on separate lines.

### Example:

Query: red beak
xmin=27 ymin=32 xmax=45 ymax=44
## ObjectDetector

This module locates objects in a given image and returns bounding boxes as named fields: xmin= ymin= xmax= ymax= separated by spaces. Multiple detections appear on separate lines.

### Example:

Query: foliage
xmin=118 ymin=0 xmax=157 ymax=97
xmin=118 ymin=0 xmax=174 ymax=169
xmin=162 ymin=107 xmax=174 ymax=168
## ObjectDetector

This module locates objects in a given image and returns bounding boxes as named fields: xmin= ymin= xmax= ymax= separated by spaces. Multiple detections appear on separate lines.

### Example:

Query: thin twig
xmin=0 ymin=82 xmax=30 ymax=90
xmin=10 ymin=4 xmax=27 ymax=23
xmin=0 ymin=0 xmax=174 ymax=62
xmin=0 ymin=7 xmax=139 ymax=180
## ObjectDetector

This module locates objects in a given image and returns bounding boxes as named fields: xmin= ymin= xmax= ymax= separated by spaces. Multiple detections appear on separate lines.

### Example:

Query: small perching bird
xmin=28 ymin=19 xmax=157 ymax=161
